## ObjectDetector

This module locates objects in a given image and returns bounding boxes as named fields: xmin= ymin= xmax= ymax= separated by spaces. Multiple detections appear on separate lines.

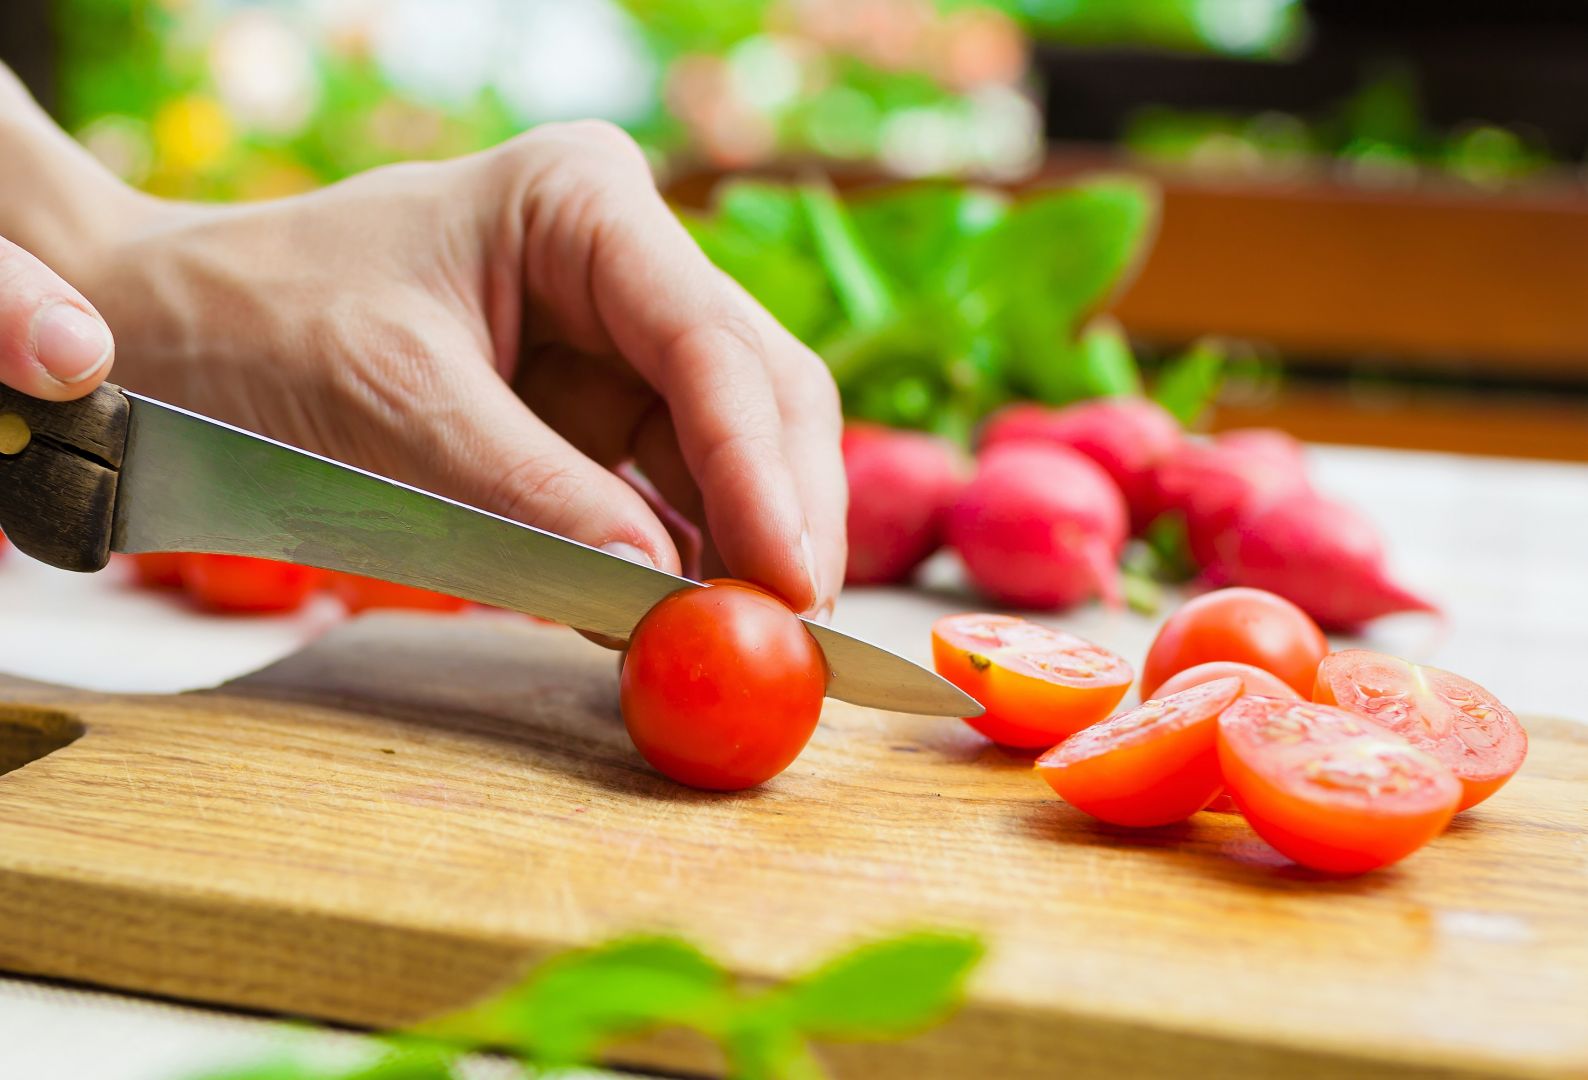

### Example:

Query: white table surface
xmin=2 ymin=443 xmax=1586 ymax=1079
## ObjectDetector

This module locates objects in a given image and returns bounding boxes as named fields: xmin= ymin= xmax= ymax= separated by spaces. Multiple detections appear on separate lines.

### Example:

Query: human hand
xmin=85 ymin=123 xmax=845 ymax=621
xmin=0 ymin=235 xmax=114 ymax=400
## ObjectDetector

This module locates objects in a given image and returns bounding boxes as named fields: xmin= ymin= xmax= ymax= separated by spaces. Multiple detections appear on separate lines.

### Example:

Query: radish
xmin=1148 ymin=438 xmax=1311 ymax=568
xmin=842 ymin=424 xmax=969 ymax=586
xmin=980 ymin=397 xmax=1182 ymax=532
xmin=1216 ymin=490 xmax=1439 ymax=631
xmin=1215 ymin=428 xmax=1308 ymax=477
xmin=947 ymin=444 xmax=1127 ymax=610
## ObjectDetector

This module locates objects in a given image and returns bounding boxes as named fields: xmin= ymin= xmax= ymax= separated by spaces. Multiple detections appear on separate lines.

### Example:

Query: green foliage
xmin=183 ymin=929 xmax=983 ymax=1080
xmin=1152 ymin=338 xmax=1225 ymax=426
xmin=682 ymin=175 xmax=1162 ymax=443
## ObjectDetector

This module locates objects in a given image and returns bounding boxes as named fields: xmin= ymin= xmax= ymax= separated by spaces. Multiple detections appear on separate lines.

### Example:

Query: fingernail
xmin=799 ymin=527 xmax=822 ymax=610
xmin=812 ymin=598 xmax=835 ymax=625
xmin=599 ymin=541 xmax=654 ymax=569
xmin=32 ymin=303 xmax=113 ymax=384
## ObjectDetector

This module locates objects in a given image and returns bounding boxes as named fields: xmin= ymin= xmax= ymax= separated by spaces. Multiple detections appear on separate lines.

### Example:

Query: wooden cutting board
xmin=0 ymin=615 xmax=1584 ymax=1079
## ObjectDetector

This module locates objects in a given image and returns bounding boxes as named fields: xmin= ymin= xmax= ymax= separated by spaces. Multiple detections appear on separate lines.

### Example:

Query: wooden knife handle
xmin=0 ymin=382 xmax=129 ymax=572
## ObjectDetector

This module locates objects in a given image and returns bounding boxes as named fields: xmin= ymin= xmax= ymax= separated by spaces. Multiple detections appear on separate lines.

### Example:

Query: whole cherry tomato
xmin=1314 ymin=650 xmax=1527 ymax=811
xmin=620 ymin=580 xmax=828 ymax=791
xmin=180 ymin=554 xmax=319 ymax=615
xmin=1141 ymin=588 xmax=1326 ymax=698
xmin=327 ymin=571 xmax=468 ymax=614
xmin=1152 ymin=660 xmax=1301 ymax=702
xmin=1036 ymin=677 xmax=1243 ymax=827
xmin=1218 ymin=696 xmax=1460 ymax=874
xmin=932 ymin=614 xmax=1133 ymax=749
xmin=128 ymin=552 xmax=185 ymax=589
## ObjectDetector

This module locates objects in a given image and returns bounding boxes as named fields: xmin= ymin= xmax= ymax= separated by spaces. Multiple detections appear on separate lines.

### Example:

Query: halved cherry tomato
xmin=1153 ymin=660 xmax=1301 ymax=701
xmin=129 ymin=552 xmax=185 ymax=589
xmin=327 ymin=571 xmax=468 ymax=614
xmin=931 ymin=614 xmax=1133 ymax=748
xmin=621 ymin=580 xmax=828 ymax=791
xmin=1142 ymin=587 xmax=1326 ymax=698
xmin=1218 ymin=696 xmax=1461 ymax=874
xmin=1314 ymin=650 xmax=1527 ymax=811
xmin=1036 ymin=677 xmax=1243 ymax=826
xmin=180 ymin=554 xmax=319 ymax=614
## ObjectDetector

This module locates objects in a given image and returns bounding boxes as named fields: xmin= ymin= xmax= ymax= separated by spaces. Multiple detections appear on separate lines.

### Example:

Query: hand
xmin=84 ymin=122 xmax=845 ymax=621
xmin=0 ymin=234 xmax=114 ymax=399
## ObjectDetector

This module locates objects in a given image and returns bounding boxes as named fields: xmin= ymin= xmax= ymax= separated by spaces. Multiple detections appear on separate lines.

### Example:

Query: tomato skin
xmin=1141 ymin=587 xmax=1327 ymax=698
xmin=327 ymin=572 xmax=468 ymax=614
xmin=1218 ymin=696 xmax=1461 ymax=874
xmin=931 ymin=614 xmax=1133 ymax=748
xmin=621 ymin=581 xmax=828 ymax=791
xmin=1153 ymin=661 xmax=1301 ymax=701
xmin=180 ymin=554 xmax=319 ymax=614
xmin=1036 ymin=677 xmax=1243 ymax=827
xmin=129 ymin=552 xmax=185 ymax=589
xmin=1313 ymin=650 xmax=1527 ymax=811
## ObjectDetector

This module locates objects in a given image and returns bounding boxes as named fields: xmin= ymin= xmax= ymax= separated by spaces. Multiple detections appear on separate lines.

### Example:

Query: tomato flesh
xmin=931 ymin=614 xmax=1132 ymax=748
xmin=180 ymin=554 xmax=319 ymax=614
xmin=1218 ymin=696 xmax=1461 ymax=874
xmin=1153 ymin=660 xmax=1301 ymax=702
xmin=1142 ymin=587 xmax=1327 ymax=698
xmin=328 ymin=571 xmax=469 ymax=614
xmin=1036 ymin=677 xmax=1243 ymax=826
xmin=621 ymin=581 xmax=828 ymax=791
xmin=1313 ymin=650 xmax=1526 ymax=811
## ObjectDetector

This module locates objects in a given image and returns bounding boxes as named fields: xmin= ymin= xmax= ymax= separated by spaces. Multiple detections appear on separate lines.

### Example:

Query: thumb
xmin=0 ymin=235 xmax=115 ymax=400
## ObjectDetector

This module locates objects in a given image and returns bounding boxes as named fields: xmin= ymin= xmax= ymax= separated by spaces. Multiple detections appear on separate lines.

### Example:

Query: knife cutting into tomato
xmin=0 ymin=381 xmax=979 ymax=719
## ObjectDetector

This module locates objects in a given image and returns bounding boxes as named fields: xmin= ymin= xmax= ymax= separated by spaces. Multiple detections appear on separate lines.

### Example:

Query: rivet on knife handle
xmin=0 ymin=381 xmax=129 ymax=572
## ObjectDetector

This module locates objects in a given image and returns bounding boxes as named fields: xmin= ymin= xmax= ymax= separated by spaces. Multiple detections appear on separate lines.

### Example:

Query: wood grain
xmin=0 ymin=615 xmax=1583 ymax=1079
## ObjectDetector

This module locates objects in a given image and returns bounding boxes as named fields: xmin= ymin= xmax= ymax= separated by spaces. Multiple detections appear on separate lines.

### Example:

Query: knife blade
xmin=109 ymin=393 xmax=981 ymax=718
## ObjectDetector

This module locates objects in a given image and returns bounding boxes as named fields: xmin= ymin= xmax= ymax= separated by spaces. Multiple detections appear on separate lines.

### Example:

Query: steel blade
xmin=111 ymin=394 xmax=980 ymax=717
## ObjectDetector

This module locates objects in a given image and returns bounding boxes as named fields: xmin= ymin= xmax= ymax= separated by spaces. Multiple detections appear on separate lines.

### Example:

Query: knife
xmin=0 ymin=382 xmax=980 ymax=718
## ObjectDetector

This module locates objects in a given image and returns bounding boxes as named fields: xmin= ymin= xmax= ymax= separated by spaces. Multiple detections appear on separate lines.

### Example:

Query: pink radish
xmin=842 ymin=424 xmax=969 ymax=586
xmin=1215 ymin=428 xmax=1308 ymax=476
xmin=981 ymin=397 xmax=1182 ymax=532
xmin=1148 ymin=438 xmax=1311 ymax=568
xmin=1215 ymin=490 xmax=1439 ymax=631
xmin=947 ymin=444 xmax=1127 ymax=610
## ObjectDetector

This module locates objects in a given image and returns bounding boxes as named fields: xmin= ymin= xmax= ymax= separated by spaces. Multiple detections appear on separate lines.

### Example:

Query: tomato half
xmin=1313 ymin=650 xmax=1527 ymax=811
xmin=328 ymin=571 xmax=469 ymax=614
xmin=1218 ymin=696 xmax=1461 ymax=874
xmin=180 ymin=554 xmax=319 ymax=614
xmin=1141 ymin=587 xmax=1326 ymax=698
xmin=931 ymin=614 xmax=1133 ymax=748
xmin=1153 ymin=661 xmax=1301 ymax=701
xmin=621 ymin=580 xmax=828 ymax=791
xmin=1036 ymin=677 xmax=1243 ymax=826
xmin=128 ymin=552 xmax=185 ymax=589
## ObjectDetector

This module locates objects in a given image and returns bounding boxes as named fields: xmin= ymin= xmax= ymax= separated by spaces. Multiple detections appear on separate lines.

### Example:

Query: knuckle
xmin=662 ymin=313 xmax=766 ymax=381
xmin=486 ymin=454 xmax=592 ymax=532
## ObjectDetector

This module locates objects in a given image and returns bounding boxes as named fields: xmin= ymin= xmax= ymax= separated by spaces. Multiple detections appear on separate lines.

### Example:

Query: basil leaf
xmin=778 ymin=931 xmax=982 ymax=1039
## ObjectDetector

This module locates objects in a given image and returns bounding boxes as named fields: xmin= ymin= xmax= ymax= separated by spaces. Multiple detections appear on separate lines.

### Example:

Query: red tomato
xmin=1153 ymin=660 xmax=1301 ymax=701
xmin=1313 ymin=650 xmax=1527 ymax=811
xmin=1036 ymin=677 xmax=1243 ymax=826
xmin=1141 ymin=587 xmax=1326 ymax=698
xmin=180 ymin=554 xmax=319 ymax=614
xmin=620 ymin=580 xmax=828 ymax=791
xmin=327 ymin=571 xmax=468 ymax=614
xmin=931 ymin=614 xmax=1133 ymax=748
xmin=129 ymin=552 xmax=185 ymax=589
xmin=1218 ymin=696 xmax=1461 ymax=874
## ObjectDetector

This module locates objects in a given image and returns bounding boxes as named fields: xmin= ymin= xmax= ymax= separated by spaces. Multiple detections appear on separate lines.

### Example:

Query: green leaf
xmin=778 ymin=931 xmax=983 ymax=1040
xmin=847 ymin=183 xmax=1008 ymax=296
xmin=967 ymin=178 xmax=1157 ymax=404
xmin=426 ymin=936 xmax=730 ymax=1066
xmin=1141 ymin=513 xmax=1197 ymax=584
xmin=1071 ymin=317 xmax=1143 ymax=398
xmin=684 ymin=214 xmax=835 ymax=343
xmin=798 ymin=183 xmax=896 ymax=331
xmin=715 ymin=181 xmax=809 ymax=247
xmin=1152 ymin=338 xmax=1225 ymax=426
